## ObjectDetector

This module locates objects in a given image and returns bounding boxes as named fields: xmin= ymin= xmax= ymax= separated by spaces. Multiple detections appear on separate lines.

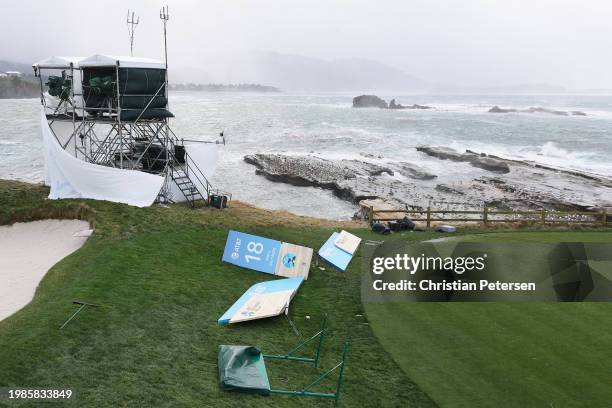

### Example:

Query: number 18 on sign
xmin=222 ymin=230 xmax=282 ymax=274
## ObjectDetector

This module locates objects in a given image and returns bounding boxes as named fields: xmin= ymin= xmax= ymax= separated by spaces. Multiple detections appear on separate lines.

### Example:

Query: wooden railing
xmin=367 ymin=207 xmax=609 ymax=228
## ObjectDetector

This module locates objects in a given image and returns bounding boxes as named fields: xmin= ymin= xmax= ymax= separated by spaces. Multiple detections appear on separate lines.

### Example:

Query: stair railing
xmin=165 ymin=137 xmax=212 ymax=204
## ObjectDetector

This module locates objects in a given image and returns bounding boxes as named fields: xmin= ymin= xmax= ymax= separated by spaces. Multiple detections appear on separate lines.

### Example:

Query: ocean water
xmin=1 ymin=93 xmax=611 ymax=219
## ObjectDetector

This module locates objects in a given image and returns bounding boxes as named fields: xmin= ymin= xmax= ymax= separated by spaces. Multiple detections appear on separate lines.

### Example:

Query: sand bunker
xmin=0 ymin=219 xmax=91 ymax=322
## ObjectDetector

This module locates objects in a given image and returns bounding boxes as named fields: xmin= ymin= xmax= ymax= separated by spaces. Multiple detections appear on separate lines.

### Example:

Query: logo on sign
xmin=282 ymin=253 xmax=297 ymax=269
xmin=231 ymin=236 xmax=242 ymax=260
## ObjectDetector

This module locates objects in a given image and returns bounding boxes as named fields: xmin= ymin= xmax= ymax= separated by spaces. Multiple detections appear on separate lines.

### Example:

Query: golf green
xmin=365 ymin=231 xmax=612 ymax=407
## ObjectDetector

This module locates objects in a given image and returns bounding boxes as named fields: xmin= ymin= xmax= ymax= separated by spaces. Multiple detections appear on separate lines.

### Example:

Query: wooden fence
xmin=367 ymin=207 xmax=609 ymax=228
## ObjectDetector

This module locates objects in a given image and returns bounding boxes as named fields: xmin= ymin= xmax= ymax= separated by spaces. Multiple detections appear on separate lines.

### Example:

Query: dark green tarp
xmin=120 ymin=108 xmax=174 ymax=121
xmin=82 ymin=67 xmax=172 ymax=121
xmin=118 ymin=68 xmax=166 ymax=95
xmin=218 ymin=345 xmax=271 ymax=395
xmin=120 ymin=95 xmax=168 ymax=110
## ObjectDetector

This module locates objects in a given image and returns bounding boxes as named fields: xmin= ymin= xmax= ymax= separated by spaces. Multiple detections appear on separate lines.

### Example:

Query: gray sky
xmin=1 ymin=0 xmax=611 ymax=89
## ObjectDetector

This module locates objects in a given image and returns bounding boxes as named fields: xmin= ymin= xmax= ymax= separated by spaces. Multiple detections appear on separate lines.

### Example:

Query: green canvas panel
xmin=120 ymin=95 xmax=168 ymax=110
xmin=119 ymin=108 xmax=174 ymax=121
xmin=218 ymin=345 xmax=271 ymax=395
xmin=82 ymin=67 xmax=168 ymax=112
xmin=118 ymin=68 xmax=166 ymax=95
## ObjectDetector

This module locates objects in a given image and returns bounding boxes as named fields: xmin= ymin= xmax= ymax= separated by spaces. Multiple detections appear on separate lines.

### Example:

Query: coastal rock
xmin=406 ymin=104 xmax=432 ymax=109
xmin=244 ymin=154 xmax=393 ymax=202
xmin=396 ymin=163 xmax=437 ymax=180
xmin=388 ymin=99 xmax=403 ymax=109
xmin=489 ymin=106 xmax=518 ymax=113
xmin=469 ymin=156 xmax=510 ymax=174
xmin=416 ymin=146 xmax=467 ymax=162
xmin=489 ymin=106 xmax=587 ymax=116
xmin=353 ymin=95 xmax=388 ymax=109
xmin=525 ymin=107 xmax=568 ymax=116
xmin=244 ymin=151 xmax=612 ymax=213
xmin=389 ymin=99 xmax=433 ymax=110
xmin=435 ymin=184 xmax=465 ymax=195
xmin=417 ymin=146 xmax=510 ymax=174
xmin=353 ymin=95 xmax=432 ymax=110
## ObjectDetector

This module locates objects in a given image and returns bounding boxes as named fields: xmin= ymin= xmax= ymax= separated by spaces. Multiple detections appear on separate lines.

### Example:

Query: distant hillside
xmin=0 ymin=77 xmax=39 ymax=99
xmin=169 ymin=83 xmax=280 ymax=92
xmin=0 ymin=60 xmax=34 ymax=77
xmin=250 ymin=52 xmax=431 ymax=92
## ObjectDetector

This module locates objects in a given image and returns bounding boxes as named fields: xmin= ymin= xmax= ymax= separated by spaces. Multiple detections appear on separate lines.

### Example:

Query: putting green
xmin=365 ymin=231 xmax=612 ymax=407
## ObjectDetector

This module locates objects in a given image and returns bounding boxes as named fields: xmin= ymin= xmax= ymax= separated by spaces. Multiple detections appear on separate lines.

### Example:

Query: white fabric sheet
xmin=41 ymin=110 xmax=164 ymax=207
xmin=185 ymin=143 xmax=218 ymax=180
xmin=175 ymin=143 xmax=218 ymax=201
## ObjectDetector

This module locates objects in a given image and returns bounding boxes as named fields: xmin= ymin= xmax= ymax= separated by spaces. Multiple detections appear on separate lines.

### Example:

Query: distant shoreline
xmin=0 ymin=77 xmax=39 ymax=99
xmin=169 ymin=83 xmax=281 ymax=93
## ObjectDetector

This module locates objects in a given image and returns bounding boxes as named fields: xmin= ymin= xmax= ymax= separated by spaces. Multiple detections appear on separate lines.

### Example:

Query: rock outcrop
xmin=416 ymin=146 xmax=511 ymax=174
xmin=244 ymin=154 xmax=394 ymax=202
xmin=397 ymin=163 xmax=437 ymax=180
xmin=244 ymin=150 xmax=612 ymax=212
xmin=353 ymin=95 xmax=388 ymax=109
xmin=489 ymin=106 xmax=587 ymax=116
xmin=489 ymin=106 xmax=517 ymax=113
xmin=389 ymin=99 xmax=432 ymax=110
xmin=353 ymin=95 xmax=432 ymax=110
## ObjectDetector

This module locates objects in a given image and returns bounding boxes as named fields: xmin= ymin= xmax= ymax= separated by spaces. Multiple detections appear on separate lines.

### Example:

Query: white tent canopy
xmin=32 ymin=56 xmax=84 ymax=69
xmin=79 ymin=54 xmax=166 ymax=69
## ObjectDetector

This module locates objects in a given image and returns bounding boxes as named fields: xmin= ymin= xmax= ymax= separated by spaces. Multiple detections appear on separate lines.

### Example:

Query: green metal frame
xmin=262 ymin=316 xmax=349 ymax=405
xmin=264 ymin=315 xmax=327 ymax=367
xmin=268 ymin=341 xmax=349 ymax=404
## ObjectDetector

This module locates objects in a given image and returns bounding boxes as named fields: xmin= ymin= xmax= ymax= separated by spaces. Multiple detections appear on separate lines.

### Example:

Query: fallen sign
xmin=218 ymin=277 xmax=304 ymax=324
xmin=222 ymin=230 xmax=313 ymax=279
xmin=318 ymin=230 xmax=362 ymax=271
xmin=218 ymin=317 xmax=349 ymax=403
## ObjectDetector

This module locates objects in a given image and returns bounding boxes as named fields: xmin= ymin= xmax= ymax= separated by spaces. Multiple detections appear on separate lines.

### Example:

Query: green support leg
xmin=268 ymin=340 xmax=349 ymax=405
xmin=314 ymin=315 xmax=327 ymax=368
xmin=264 ymin=315 xmax=328 ymax=366
xmin=334 ymin=342 xmax=349 ymax=405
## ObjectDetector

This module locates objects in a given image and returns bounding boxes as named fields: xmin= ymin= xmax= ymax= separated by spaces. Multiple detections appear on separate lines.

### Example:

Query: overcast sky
xmin=1 ymin=0 xmax=611 ymax=89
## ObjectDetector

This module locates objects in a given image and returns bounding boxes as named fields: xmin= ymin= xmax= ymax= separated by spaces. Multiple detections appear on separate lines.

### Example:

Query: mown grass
xmin=0 ymin=180 xmax=439 ymax=407
xmin=365 ymin=231 xmax=612 ymax=408
xmin=4 ymin=180 xmax=611 ymax=407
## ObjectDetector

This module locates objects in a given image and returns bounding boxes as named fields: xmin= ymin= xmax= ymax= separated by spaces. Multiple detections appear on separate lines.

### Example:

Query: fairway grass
xmin=0 ymin=180 xmax=437 ymax=407
xmin=3 ymin=179 xmax=611 ymax=407
xmin=365 ymin=231 xmax=612 ymax=408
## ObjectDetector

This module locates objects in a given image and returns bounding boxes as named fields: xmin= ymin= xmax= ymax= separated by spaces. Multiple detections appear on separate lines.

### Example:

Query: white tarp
xmin=79 ymin=54 xmax=165 ymax=69
xmin=41 ymin=110 xmax=164 ymax=207
xmin=186 ymin=143 xmax=218 ymax=180
xmin=32 ymin=56 xmax=84 ymax=69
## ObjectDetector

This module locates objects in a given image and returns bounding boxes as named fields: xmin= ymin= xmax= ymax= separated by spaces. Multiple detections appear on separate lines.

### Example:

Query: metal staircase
xmin=164 ymin=135 xmax=216 ymax=208
xmin=170 ymin=166 xmax=206 ymax=207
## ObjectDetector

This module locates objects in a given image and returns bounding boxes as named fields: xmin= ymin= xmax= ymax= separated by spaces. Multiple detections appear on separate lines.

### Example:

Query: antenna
xmin=126 ymin=10 xmax=140 ymax=56
xmin=160 ymin=5 xmax=170 ymax=70
xmin=160 ymin=5 xmax=170 ymax=107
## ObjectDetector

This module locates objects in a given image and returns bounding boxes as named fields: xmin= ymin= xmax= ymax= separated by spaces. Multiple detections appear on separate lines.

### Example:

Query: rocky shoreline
xmin=244 ymin=148 xmax=612 ymax=214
